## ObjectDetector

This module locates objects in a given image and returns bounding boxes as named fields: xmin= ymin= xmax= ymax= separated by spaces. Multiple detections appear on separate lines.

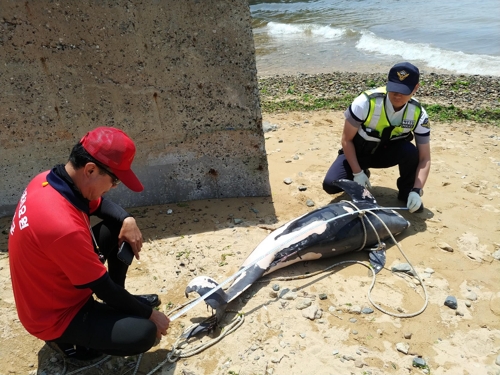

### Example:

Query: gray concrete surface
xmin=0 ymin=0 xmax=270 ymax=217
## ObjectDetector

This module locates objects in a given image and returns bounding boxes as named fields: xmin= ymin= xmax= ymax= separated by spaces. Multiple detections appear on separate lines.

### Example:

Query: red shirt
xmin=8 ymin=171 xmax=107 ymax=340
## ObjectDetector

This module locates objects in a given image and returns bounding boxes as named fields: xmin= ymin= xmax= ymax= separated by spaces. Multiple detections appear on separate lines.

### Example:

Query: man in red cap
xmin=322 ymin=62 xmax=431 ymax=213
xmin=9 ymin=127 xmax=170 ymax=360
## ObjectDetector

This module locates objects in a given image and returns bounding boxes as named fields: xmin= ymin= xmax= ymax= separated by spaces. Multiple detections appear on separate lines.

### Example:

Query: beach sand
xmin=1 ymin=110 xmax=500 ymax=375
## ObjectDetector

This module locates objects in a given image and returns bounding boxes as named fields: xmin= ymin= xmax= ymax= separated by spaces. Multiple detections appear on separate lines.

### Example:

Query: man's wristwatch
xmin=411 ymin=188 xmax=423 ymax=196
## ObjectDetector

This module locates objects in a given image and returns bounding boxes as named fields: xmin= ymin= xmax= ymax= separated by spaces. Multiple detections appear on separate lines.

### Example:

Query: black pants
xmin=49 ymin=220 xmax=157 ymax=356
xmin=322 ymin=140 xmax=419 ymax=199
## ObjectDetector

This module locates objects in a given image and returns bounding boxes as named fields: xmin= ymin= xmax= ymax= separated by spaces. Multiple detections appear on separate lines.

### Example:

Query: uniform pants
xmin=322 ymin=140 xmax=419 ymax=199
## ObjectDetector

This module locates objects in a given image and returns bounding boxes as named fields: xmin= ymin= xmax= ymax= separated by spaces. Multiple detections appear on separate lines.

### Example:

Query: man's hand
xmin=119 ymin=217 xmax=143 ymax=260
xmin=407 ymin=191 xmax=422 ymax=213
xmin=353 ymin=170 xmax=372 ymax=189
xmin=149 ymin=309 xmax=170 ymax=339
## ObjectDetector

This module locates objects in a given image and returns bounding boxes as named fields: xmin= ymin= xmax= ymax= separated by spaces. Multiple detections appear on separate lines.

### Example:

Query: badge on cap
xmin=397 ymin=70 xmax=410 ymax=81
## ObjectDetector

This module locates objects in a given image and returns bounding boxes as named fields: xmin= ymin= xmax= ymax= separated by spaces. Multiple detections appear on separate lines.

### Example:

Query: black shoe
xmin=46 ymin=342 xmax=104 ymax=361
xmin=134 ymin=294 xmax=161 ymax=308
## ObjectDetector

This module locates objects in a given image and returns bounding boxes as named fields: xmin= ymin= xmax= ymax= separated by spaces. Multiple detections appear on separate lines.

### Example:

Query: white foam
xmin=357 ymin=31 xmax=500 ymax=76
xmin=267 ymin=22 xmax=345 ymax=40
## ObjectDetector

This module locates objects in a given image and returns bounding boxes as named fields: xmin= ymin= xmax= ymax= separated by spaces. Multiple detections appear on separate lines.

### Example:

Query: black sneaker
xmin=46 ymin=342 xmax=104 ymax=361
xmin=134 ymin=294 xmax=161 ymax=308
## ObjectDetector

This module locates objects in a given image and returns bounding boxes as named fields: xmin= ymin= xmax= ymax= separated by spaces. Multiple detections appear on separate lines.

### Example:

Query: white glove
xmin=407 ymin=191 xmax=422 ymax=213
xmin=353 ymin=170 xmax=372 ymax=189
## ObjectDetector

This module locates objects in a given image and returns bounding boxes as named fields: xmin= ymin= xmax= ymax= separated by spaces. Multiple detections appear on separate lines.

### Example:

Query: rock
xmin=295 ymin=298 xmax=313 ymax=310
xmin=438 ymin=242 xmax=454 ymax=252
xmin=318 ymin=293 xmax=327 ymax=300
xmin=349 ymin=305 xmax=362 ymax=314
xmin=444 ymin=295 xmax=458 ymax=309
xmin=298 ymin=185 xmax=307 ymax=191
xmin=391 ymin=263 xmax=415 ymax=275
xmin=278 ymin=288 xmax=291 ymax=298
xmin=306 ymin=200 xmax=315 ymax=207
xmin=283 ymin=178 xmax=293 ymax=185
xmin=361 ymin=307 xmax=374 ymax=314
xmin=302 ymin=305 xmax=322 ymax=320
xmin=404 ymin=332 xmax=413 ymax=339
xmin=396 ymin=342 xmax=409 ymax=354
xmin=413 ymin=357 xmax=427 ymax=368
xmin=493 ymin=250 xmax=500 ymax=260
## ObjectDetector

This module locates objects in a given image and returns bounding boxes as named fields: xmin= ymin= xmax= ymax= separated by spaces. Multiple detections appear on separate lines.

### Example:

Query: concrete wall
xmin=0 ymin=0 xmax=270 ymax=217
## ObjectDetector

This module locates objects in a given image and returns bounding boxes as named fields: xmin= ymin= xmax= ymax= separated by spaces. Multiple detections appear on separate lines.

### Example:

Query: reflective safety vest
xmin=356 ymin=87 xmax=423 ymax=148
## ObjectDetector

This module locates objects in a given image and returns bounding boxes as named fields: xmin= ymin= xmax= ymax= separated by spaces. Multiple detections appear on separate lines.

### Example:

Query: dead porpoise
xmin=184 ymin=179 xmax=410 ymax=336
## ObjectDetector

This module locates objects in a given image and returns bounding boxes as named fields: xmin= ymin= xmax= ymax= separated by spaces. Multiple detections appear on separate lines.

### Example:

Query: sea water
xmin=249 ymin=0 xmax=500 ymax=76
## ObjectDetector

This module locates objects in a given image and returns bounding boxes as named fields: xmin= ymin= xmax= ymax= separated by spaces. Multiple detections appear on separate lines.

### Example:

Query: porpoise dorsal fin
xmin=332 ymin=179 xmax=377 ymax=204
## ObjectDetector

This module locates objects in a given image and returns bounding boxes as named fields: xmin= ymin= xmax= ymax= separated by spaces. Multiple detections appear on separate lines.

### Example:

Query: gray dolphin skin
xmin=184 ymin=179 xmax=409 ymax=335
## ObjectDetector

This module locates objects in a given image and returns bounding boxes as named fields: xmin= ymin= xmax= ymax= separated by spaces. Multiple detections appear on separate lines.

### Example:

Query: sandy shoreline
xmin=1 ymin=105 xmax=500 ymax=374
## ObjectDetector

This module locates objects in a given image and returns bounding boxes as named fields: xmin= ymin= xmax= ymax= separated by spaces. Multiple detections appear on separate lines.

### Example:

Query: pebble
xmin=283 ymin=178 xmax=293 ymax=185
xmin=465 ymin=301 xmax=472 ymax=308
xmin=444 ymin=295 xmax=458 ymax=309
xmin=296 ymin=298 xmax=313 ymax=310
xmin=361 ymin=307 xmax=374 ymax=314
xmin=318 ymin=293 xmax=327 ymax=300
xmin=306 ymin=200 xmax=315 ymax=207
xmin=278 ymin=288 xmax=291 ymax=298
xmin=492 ymin=250 xmax=500 ymax=260
xmin=413 ymin=357 xmax=427 ymax=368
xmin=404 ymin=332 xmax=413 ymax=339
xmin=166 ymin=209 xmax=173 ymax=215
xmin=438 ymin=242 xmax=454 ymax=252
xmin=396 ymin=342 xmax=409 ymax=354
xmin=349 ymin=305 xmax=362 ymax=314
xmin=272 ymin=284 xmax=280 ymax=291
xmin=391 ymin=263 xmax=416 ymax=276
xmin=298 ymin=185 xmax=307 ymax=191
xmin=302 ymin=305 xmax=322 ymax=320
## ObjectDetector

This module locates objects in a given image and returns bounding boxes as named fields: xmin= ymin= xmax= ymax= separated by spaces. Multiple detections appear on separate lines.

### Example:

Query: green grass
xmin=260 ymin=95 xmax=500 ymax=126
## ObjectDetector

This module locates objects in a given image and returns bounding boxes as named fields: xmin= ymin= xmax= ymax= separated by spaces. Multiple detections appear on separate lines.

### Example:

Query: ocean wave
xmin=266 ymin=22 xmax=345 ymax=40
xmin=357 ymin=32 xmax=500 ymax=76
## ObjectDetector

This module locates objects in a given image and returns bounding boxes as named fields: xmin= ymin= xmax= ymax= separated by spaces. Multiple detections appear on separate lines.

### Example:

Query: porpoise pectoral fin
xmin=184 ymin=276 xmax=228 ymax=311
xmin=332 ymin=179 xmax=377 ymax=204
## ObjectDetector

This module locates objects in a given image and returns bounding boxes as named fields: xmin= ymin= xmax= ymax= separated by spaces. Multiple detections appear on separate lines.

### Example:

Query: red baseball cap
xmin=80 ymin=127 xmax=144 ymax=192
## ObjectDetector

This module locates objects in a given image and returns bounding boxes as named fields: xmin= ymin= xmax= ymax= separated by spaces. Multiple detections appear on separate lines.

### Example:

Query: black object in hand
xmin=117 ymin=242 xmax=134 ymax=266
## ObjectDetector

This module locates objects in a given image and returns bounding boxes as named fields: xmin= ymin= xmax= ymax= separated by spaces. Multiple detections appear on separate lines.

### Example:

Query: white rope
xmin=264 ymin=203 xmax=429 ymax=318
